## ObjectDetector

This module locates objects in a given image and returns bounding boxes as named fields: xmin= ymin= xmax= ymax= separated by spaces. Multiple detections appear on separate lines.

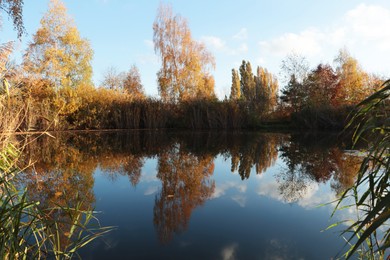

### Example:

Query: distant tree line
xmin=278 ymin=51 xmax=383 ymax=128
xmin=0 ymin=0 xmax=386 ymax=132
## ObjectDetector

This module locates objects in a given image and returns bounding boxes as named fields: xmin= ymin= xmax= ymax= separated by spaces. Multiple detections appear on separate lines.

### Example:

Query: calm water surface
xmin=21 ymin=131 xmax=360 ymax=259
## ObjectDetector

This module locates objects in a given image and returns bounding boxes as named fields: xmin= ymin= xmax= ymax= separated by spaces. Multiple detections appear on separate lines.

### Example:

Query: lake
xmin=19 ymin=131 xmax=360 ymax=259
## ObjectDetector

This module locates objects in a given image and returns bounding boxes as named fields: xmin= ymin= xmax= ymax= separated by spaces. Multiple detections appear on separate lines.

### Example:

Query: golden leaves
xmin=153 ymin=3 xmax=216 ymax=102
xmin=23 ymin=0 xmax=93 ymax=90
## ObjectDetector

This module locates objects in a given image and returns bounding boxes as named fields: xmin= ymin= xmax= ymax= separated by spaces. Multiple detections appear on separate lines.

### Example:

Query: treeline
xmin=227 ymin=51 xmax=384 ymax=130
xmin=278 ymin=51 xmax=383 ymax=129
xmin=0 ymin=0 xmax=386 ymax=132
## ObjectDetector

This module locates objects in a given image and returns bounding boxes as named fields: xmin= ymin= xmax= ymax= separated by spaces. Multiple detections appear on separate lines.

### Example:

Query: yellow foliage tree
xmin=23 ymin=0 xmax=93 ymax=91
xmin=230 ymin=69 xmax=241 ymax=100
xmin=153 ymin=3 xmax=215 ymax=102
xmin=255 ymin=66 xmax=279 ymax=112
xmin=334 ymin=48 xmax=370 ymax=105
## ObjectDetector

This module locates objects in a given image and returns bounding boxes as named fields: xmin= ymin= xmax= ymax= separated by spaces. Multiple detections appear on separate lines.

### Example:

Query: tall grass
xmin=332 ymin=80 xmax=390 ymax=259
xmin=1 ymin=71 xmax=113 ymax=258
xmin=0 ymin=141 xmax=112 ymax=259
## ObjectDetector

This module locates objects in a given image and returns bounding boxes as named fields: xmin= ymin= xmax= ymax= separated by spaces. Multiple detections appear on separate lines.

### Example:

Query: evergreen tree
xmin=280 ymin=74 xmax=305 ymax=112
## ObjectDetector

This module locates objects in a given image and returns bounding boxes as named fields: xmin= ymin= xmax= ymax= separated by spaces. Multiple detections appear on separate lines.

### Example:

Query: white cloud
xmin=233 ymin=28 xmax=248 ymax=40
xmin=201 ymin=35 xmax=248 ymax=56
xmin=144 ymin=185 xmax=159 ymax=196
xmin=257 ymin=180 xmax=281 ymax=200
xmin=345 ymin=4 xmax=390 ymax=51
xmin=259 ymin=28 xmax=324 ymax=58
xmin=201 ymin=36 xmax=227 ymax=50
xmin=257 ymin=4 xmax=390 ymax=77
xmin=237 ymin=183 xmax=247 ymax=193
xmin=211 ymin=181 xmax=247 ymax=199
xmin=221 ymin=243 xmax=239 ymax=260
xmin=231 ymin=194 xmax=246 ymax=207
xmin=212 ymin=185 xmax=227 ymax=199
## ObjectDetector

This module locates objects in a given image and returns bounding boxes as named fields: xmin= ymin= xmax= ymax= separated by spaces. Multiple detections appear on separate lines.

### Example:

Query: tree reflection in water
xmin=154 ymin=143 xmax=215 ymax=243
xmin=229 ymin=133 xmax=280 ymax=180
xmin=277 ymin=133 xmax=362 ymax=203
xmin=16 ymin=131 xmax=362 ymax=244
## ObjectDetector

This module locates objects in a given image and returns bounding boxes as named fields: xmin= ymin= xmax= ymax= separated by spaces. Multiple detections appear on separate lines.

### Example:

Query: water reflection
xmin=278 ymin=133 xmax=361 ymax=203
xmin=18 ymin=131 xmax=361 ymax=249
xmin=228 ymin=133 xmax=281 ymax=180
xmin=155 ymin=144 xmax=215 ymax=243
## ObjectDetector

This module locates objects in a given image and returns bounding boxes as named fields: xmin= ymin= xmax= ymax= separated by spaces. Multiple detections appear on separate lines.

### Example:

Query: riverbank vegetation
xmin=1 ymin=0 xmax=386 ymax=134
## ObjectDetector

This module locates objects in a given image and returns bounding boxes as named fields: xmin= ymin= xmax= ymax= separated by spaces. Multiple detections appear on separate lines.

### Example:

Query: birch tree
xmin=153 ymin=3 xmax=215 ymax=102
xmin=23 ymin=0 xmax=93 ymax=90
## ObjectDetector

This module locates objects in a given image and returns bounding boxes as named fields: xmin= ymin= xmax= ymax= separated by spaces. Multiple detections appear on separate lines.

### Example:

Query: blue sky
xmin=2 ymin=0 xmax=390 ymax=98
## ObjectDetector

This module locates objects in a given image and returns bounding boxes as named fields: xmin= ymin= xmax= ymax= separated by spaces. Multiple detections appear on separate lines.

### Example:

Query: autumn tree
xmin=333 ymin=48 xmax=369 ymax=105
xmin=239 ymin=60 xmax=255 ymax=102
xmin=255 ymin=66 xmax=278 ymax=112
xmin=153 ymin=3 xmax=216 ymax=102
xmin=304 ymin=64 xmax=338 ymax=107
xmin=101 ymin=66 xmax=125 ymax=90
xmin=101 ymin=65 xmax=145 ymax=99
xmin=23 ymin=0 xmax=93 ymax=90
xmin=230 ymin=69 xmax=241 ymax=100
xmin=123 ymin=64 xmax=145 ymax=99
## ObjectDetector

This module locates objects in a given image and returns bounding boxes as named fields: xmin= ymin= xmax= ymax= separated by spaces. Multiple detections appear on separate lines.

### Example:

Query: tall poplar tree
xmin=255 ymin=66 xmax=278 ymax=112
xmin=23 ymin=0 xmax=93 ymax=90
xmin=239 ymin=60 xmax=255 ymax=102
xmin=230 ymin=69 xmax=241 ymax=100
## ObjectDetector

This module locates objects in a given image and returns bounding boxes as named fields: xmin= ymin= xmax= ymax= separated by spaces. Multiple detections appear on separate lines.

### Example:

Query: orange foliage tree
xmin=23 ymin=0 xmax=93 ymax=91
xmin=153 ymin=3 xmax=216 ymax=102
